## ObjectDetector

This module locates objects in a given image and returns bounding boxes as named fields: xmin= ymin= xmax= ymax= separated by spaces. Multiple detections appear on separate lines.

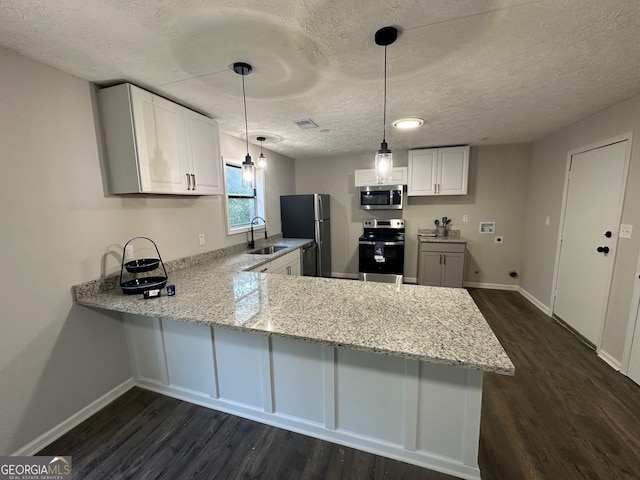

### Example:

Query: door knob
xmin=597 ymin=246 xmax=610 ymax=254
xmin=604 ymin=231 xmax=612 ymax=238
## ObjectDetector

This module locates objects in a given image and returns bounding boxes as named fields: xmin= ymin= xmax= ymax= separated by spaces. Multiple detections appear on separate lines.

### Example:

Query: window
xmin=225 ymin=160 xmax=265 ymax=233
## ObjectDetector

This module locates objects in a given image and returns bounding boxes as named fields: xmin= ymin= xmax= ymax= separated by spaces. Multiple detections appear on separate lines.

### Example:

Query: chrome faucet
xmin=248 ymin=216 xmax=267 ymax=249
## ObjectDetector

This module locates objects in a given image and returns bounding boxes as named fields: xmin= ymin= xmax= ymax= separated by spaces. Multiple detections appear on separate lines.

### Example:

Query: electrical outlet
xmin=495 ymin=236 xmax=504 ymax=244
xmin=462 ymin=215 xmax=469 ymax=223
xmin=125 ymin=245 xmax=134 ymax=259
xmin=545 ymin=216 xmax=550 ymax=226
xmin=199 ymin=233 xmax=205 ymax=246
xmin=620 ymin=224 xmax=633 ymax=239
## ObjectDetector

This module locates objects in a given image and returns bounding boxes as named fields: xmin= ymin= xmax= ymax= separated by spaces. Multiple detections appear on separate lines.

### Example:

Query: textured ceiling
xmin=2 ymin=0 xmax=640 ymax=159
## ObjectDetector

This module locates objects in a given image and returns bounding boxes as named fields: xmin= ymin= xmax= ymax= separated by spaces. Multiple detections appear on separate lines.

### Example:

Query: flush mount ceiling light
xmin=256 ymin=136 xmax=267 ymax=170
xmin=233 ymin=62 xmax=255 ymax=188
xmin=393 ymin=118 xmax=424 ymax=130
xmin=374 ymin=26 xmax=398 ymax=184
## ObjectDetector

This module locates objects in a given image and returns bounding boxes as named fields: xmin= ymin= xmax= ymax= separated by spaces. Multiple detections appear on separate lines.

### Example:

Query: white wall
xmin=522 ymin=93 xmax=640 ymax=363
xmin=294 ymin=144 xmax=530 ymax=285
xmin=0 ymin=46 xmax=295 ymax=454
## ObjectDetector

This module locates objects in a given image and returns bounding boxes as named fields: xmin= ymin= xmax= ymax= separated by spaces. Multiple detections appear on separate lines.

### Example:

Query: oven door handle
xmin=359 ymin=240 xmax=405 ymax=246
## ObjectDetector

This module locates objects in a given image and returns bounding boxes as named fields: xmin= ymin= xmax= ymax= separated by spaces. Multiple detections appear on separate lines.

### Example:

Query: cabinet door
xmin=270 ymin=250 xmax=301 ymax=276
xmin=354 ymin=169 xmax=379 ymax=187
xmin=136 ymin=93 xmax=190 ymax=193
xmin=418 ymin=252 xmax=443 ymax=286
xmin=438 ymin=146 xmax=469 ymax=195
xmin=287 ymin=257 xmax=301 ymax=276
xmin=355 ymin=167 xmax=407 ymax=187
xmin=185 ymin=112 xmax=224 ymax=195
xmin=408 ymin=149 xmax=438 ymax=196
xmin=441 ymin=253 xmax=465 ymax=288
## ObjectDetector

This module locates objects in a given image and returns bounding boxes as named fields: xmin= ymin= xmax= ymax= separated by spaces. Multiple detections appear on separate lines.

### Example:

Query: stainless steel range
xmin=358 ymin=218 xmax=405 ymax=283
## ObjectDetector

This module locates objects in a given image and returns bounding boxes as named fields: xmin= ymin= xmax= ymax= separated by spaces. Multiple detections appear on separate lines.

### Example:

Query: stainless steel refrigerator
xmin=280 ymin=194 xmax=331 ymax=277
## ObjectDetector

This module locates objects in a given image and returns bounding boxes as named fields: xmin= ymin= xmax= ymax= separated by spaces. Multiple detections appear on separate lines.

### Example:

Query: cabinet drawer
xmin=270 ymin=249 xmax=300 ymax=271
xmin=420 ymin=242 xmax=466 ymax=253
xmin=249 ymin=262 xmax=270 ymax=273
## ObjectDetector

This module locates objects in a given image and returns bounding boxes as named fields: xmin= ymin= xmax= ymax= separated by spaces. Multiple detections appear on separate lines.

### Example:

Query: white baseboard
xmin=11 ymin=378 xmax=135 ymax=456
xmin=463 ymin=282 xmax=519 ymax=291
xmin=597 ymin=349 xmax=622 ymax=371
xmin=517 ymin=287 xmax=551 ymax=316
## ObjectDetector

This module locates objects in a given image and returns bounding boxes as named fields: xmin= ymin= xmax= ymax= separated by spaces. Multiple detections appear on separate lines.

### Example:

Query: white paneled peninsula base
xmin=74 ymin=241 xmax=514 ymax=480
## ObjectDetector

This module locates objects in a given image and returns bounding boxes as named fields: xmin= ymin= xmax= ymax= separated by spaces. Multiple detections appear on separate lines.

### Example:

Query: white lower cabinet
xmin=249 ymin=249 xmax=301 ymax=275
xmin=418 ymin=242 xmax=466 ymax=288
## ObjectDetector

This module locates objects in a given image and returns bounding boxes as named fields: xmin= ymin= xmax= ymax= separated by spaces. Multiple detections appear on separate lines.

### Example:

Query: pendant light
xmin=374 ymin=26 xmax=398 ymax=184
xmin=233 ymin=62 xmax=255 ymax=188
xmin=256 ymin=136 xmax=267 ymax=170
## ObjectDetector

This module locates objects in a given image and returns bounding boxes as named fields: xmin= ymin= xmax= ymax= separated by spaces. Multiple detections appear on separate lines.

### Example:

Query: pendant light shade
xmin=233 ymin=62 xmax=255 ymax=188
xmin=374 ymin=26 xmax=398 ymax=184
xmin=256 ymin=136 xmax=267 ymax=170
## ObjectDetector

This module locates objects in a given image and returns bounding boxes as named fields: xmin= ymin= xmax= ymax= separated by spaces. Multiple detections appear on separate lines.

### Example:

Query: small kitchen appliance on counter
xmin=358 ymin=218 xmax=405 ymax=283
xmin=119 ymin=237 xmax=168 ymax=295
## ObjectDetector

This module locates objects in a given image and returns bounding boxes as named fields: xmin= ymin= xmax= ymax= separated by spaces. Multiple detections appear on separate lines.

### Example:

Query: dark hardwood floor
xmin=38 ymin=289 xmax=640 ymax=479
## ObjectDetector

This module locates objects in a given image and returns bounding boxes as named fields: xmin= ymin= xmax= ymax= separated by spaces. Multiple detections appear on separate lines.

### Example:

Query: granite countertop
xmin=73 ymin=239 xmax=514 ymax=375
xmin=418 ymin=228 xmax=468 ymax=244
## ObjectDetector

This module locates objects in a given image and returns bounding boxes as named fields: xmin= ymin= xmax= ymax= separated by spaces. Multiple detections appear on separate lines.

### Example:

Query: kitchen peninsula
xmin=74 ymin=241 xmax=514 ymax=480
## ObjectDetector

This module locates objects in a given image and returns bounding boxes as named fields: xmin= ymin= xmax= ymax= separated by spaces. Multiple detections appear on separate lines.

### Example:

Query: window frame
xmin=223 ymin=157 xmax=266 ymax=236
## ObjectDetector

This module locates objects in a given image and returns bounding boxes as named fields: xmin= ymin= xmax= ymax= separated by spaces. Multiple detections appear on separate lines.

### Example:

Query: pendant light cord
xmin=382 ymin=45 xmax=387 ymax=144
xmin=242 ymin=73 xmax=249 ymax=155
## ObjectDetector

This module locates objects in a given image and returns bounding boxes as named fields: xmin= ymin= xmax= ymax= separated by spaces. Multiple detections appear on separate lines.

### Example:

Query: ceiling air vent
xmin=294 ymin=118 xmax=319 ymax=129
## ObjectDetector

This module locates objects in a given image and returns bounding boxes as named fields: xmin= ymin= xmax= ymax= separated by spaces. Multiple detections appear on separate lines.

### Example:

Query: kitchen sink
xmin=249 ymin=245 xmax=289 ymax=255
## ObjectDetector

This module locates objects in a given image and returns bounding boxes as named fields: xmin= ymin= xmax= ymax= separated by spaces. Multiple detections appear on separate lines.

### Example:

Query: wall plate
xmin=479 ymin=222 xmax=495 ymax=233
xmin=620 ymin=224 xmax=633 ymax=239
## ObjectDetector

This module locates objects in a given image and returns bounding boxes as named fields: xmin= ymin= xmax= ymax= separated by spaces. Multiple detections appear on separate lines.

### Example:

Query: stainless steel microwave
xmin=359 ymin=185 xmax=403 ymax=210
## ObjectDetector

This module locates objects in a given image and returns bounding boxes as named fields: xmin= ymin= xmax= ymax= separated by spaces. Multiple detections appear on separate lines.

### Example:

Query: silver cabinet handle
xmin=434 ymin=183 xmax=437 ymax=194
xmin=260 ymin=267 xmax=268 ymax=273
xmin=443 ymin=253 xmax=446 ymax=265
xmin=186 ymin=173 xmax=191 ymax=190
xmin=286 ymin=266 xmax=291 ymax=275
xmin=439 ymin=253 xmax=442 ymax=264
xmin=191 ymin=174 xmax=196 ymax=191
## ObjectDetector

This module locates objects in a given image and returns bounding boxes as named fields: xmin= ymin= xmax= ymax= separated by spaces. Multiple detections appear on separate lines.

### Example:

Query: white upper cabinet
xmin=354 ymin=167 xmax=408 ymax=187
xmin=99 ymin=83 xmax=223 ymax=195
xmin=407 ymin=146 xmax=469 ymax=196
xmin=184 ymin=110 xmax=223 ymax=195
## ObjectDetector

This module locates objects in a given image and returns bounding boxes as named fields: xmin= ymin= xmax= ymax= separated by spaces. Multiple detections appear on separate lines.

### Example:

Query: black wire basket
xmin=119 ymin=237 xmax=168 ymax=295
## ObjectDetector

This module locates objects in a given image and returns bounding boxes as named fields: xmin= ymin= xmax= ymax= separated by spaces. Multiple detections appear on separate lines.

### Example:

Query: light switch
xmin=620 ymin=224 xmax=633 ymax=239
xmin=463 ymin=215 xmax=469 ymax=223
xmin=545 ymin=216 xmax=550 ymax=226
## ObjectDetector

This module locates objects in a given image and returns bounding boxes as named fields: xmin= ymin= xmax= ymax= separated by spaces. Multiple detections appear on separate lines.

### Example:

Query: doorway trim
xmin=549 ymin=132 xmax=633 ymax=352
xmin=621 ymin=248 xmax=640 ymax=374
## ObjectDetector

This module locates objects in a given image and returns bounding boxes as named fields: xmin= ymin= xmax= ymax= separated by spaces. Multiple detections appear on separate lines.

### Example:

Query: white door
xmin=554 ymin=140 xmax=628 ymax=346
